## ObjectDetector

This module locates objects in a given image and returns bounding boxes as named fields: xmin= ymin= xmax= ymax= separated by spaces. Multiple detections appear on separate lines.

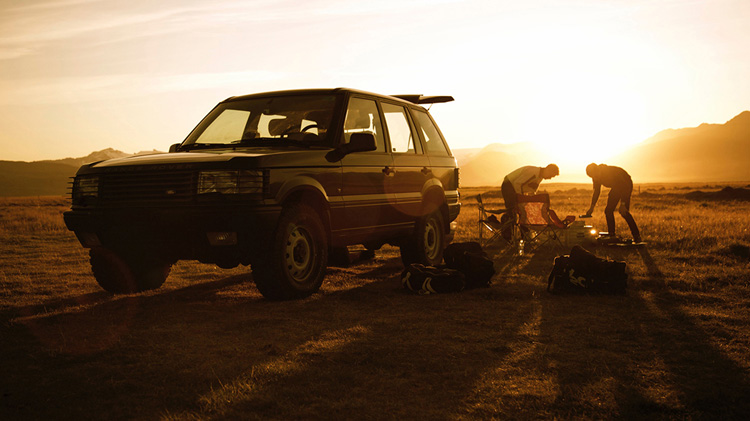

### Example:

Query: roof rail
xmin=391 ymin=95 xmax=454 ymax=104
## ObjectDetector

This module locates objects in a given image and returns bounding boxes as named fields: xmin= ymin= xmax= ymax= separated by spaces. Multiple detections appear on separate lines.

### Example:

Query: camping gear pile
xmin=547 ymin=245 xmax=627 ymax=294
xmin=401 ymin=242 xmax=495 ymax=294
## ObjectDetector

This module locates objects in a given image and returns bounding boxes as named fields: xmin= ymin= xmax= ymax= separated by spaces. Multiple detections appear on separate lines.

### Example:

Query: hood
xmin=85 ymin=147 xmax=334 ymax=170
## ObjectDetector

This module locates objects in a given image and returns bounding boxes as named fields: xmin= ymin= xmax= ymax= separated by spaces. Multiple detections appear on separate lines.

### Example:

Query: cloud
xmin=3 ymin=0 xmax=106 ymax=13
xmin=0 ymin=70 xmax=289 ymax=106
xmin=0 ymin=0 xmax=470 ymax=60
xmin=0 ymin=47 xmax=34 ymax=60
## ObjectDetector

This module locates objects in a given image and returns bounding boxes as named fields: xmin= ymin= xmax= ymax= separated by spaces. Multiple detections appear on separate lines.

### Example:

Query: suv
xmin=64 ymin=88 xmax=461 ymax=300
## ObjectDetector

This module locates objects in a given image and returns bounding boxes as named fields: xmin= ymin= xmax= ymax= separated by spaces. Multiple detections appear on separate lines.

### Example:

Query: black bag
xmin=401 ymin=264 xmax=465 ymax=294
xmin=443 ymin=241 xmax=495 ymax=289
xmin=547 ymin=245 xmax=627 ymax=295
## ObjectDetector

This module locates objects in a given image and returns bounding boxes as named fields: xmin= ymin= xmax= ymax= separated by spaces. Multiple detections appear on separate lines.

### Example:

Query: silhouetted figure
xmin=584 ymin=163 xmax=641 ymax=242
xmin=501 ymin=164 xmax=559 ymax=213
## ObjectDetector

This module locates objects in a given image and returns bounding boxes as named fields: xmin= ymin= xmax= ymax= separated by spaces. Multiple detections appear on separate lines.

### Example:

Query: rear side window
xmin=343 ymin=97 xmax=386 ymax=153
xmin=414 ymin=110 xmax=449 ymax=156
xmin=382 ymin=103 xmax=419 ymax=153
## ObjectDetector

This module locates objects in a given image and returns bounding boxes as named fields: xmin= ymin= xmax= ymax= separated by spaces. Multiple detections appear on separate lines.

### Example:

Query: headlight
xmin=198 ymin=170 xmax=263 ymax=194
xmin=73 ymin=175 xmax=99 ymax=202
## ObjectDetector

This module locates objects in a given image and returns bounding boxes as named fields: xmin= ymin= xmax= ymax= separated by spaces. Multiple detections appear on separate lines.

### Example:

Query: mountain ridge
xmin=457 ymin=110 xmax=750 ymax=186
xmin=0 ymin=148 xmax=154 ymax=197
xmin=2 ymin=111 xmax=749 ymax=195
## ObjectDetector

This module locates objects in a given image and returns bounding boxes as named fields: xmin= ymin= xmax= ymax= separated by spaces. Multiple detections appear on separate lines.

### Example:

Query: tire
xmin=252 ymin=204 xmax=328 ymax=300
xmin=89 ymin=247 xmax=170 ymax=294
xmin=133 ymin=260 xmax=171 ymax=291
xmin=400 ymin=209 xmax=446 ymax=267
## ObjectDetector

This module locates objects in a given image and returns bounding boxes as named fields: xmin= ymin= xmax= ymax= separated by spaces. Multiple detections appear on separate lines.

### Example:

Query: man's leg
xmin=500 ymin=179 xmax=518 ymax=241
xmin=501 ymin=179 xmax=517 ymax=214
xmin=604 ymin=189 xmax=621 ymax=237
xmin=618 ymin=185 xmax=641 ymax=242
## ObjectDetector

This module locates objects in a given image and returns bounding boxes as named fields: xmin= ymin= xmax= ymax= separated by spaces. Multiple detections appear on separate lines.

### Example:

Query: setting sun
xmin=520 ymin=70 xmax=650 ymax=167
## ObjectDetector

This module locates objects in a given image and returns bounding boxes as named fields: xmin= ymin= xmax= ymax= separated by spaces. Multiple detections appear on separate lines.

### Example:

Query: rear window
xmin=382 ymin=103 xmax=419 ymax=154
xmin=413 ymin=110 xmax=449 ymax=155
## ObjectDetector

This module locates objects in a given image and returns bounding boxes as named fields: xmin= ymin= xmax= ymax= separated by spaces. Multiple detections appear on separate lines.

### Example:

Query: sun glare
xmin=521 ymin=70 xmax=648 ymax=169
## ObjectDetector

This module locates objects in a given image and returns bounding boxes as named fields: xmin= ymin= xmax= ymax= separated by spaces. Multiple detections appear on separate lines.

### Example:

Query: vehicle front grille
xmin=71 ymin=169 xmax=267 ymax=208
xmin=99 ymin=170 xmax=196 ymax=206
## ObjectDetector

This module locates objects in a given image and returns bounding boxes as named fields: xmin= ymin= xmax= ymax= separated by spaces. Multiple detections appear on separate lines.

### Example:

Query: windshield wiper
xmin=180 ymin=142 xmax=239 ymax=151
xmin=230 ymin=137 xmax=312 ymax=148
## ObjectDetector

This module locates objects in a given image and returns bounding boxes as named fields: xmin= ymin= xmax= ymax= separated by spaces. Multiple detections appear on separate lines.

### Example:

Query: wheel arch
xmin=421 ymin=184 xmax=449 ymax=233
xmin=278 ymin=184 xmax=332 ymax=241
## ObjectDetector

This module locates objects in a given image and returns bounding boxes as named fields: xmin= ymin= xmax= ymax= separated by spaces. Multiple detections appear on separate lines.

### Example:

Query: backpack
xmin=547 ymin=245 xmax=627 ymax=295
xmin=443 ymin=241 xmax=495 ymax=289
xmin=401 ymin=264 xmax=465 ymax=295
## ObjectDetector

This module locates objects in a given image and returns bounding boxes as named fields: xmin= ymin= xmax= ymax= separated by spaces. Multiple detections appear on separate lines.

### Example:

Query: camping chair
xmin=476 ymin=194 xmax=517 ymax=249
xmin=516 ymin=193 xmax=575 ymax=252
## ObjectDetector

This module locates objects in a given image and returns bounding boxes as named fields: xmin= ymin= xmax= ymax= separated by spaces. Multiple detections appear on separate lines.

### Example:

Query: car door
xmin=339 ymin=97 xmax=399 ymax=238
xmin=381 ymin=101 xmax=430 ymax=222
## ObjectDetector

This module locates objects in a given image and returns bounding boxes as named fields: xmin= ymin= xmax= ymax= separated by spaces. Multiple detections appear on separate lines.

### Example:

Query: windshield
xmin=183 ymin=94 xmax=340 ymax=148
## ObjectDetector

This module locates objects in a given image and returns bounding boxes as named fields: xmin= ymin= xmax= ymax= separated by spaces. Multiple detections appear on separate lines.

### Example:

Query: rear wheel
xmin=89 ymin=247 xmax=171 ymax=294
xmin=400 ymin=209 xmax=446 ymax=267
xmin=252 ymin=204 xmax=328 ymax=300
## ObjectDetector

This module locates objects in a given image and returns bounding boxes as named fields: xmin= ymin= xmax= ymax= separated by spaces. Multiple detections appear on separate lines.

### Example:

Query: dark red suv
xmin=64 ymin=88 xmax=460 ymax=300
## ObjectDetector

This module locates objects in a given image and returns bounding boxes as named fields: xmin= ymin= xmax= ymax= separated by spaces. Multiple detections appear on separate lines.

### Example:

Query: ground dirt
xmin=1 ymin=185 xmax=749 ymax=420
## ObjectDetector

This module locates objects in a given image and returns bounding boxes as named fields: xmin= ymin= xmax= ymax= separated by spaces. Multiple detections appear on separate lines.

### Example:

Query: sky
xmin=1 ymin=0 xmax=749 ymax=169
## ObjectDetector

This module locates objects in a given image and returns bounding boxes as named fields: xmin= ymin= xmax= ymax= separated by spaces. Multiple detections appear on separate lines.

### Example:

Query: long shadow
xmin=535 ymin=245 xmax=750 ymax=418
xmin=1 ymin=258 xmax=537 ymax=420
xmin=0 ymin=292 xmax=111 ymax=323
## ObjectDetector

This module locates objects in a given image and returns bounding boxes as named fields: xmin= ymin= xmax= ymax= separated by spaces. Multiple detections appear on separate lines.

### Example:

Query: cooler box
xmin=562 ymin=221 xmax=597 ymax=246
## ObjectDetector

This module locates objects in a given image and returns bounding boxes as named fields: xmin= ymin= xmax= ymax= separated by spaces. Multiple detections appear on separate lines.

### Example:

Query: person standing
xmin=583 ymin=163 xmax=641 ymax=242
xmin=501 ymin=164 xmax=559 ymax=213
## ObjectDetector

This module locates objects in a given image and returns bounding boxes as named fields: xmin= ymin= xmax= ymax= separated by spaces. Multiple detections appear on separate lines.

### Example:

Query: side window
xmin=382 ymin=103 xmax=419 ymax=154
xmin=343 ymin=97 xmax=385 ymax=153
xmin=414 ymin=110 xmax=449 ymax=156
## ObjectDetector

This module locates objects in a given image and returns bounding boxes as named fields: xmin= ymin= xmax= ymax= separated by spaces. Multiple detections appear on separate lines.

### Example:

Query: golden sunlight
xmin=520 ymin=71 xmax=649 ymax=168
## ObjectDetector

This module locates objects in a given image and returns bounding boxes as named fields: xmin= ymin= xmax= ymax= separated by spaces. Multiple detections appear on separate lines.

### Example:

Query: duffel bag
xmin=444 ymin=242 xmax=495 ymax=289
xmin=401 ymin=264 xmax=465 ymax=294
xmin=547 ymin=246 xmax=627 ymax=295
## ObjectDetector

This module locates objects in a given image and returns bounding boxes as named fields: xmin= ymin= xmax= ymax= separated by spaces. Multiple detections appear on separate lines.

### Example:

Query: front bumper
xmin=64 ymin=204 xmax=281 ymax=263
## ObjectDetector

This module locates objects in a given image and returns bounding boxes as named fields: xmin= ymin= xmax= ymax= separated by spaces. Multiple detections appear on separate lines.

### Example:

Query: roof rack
xmin=391 ymin=95 xmax=454 ymax=104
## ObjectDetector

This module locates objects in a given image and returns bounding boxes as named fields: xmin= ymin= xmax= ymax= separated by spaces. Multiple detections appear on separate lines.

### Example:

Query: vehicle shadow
xmin=3 ymin=245 xmax=748 ymax=419
xmin=0 ymin=261 xmax=538 ymax=420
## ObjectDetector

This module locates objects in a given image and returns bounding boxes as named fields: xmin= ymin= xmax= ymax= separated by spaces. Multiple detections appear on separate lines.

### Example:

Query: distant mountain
xmin=0 ymin=148 xmax=134 ymax=197
xmin=455 ymin=142 xmax=554 ymax=187
xmin=37 ymin=148 xmax=133 ymax=169
xmin=612 ymin=111 xmax=750 ymax=182
xmin=455 ymin=111 xmax=750 ymax=186
xmin=4 ymin=111 xmax=748 ymax=196
xmin=450 ymin=147 xmax=482 ymax=166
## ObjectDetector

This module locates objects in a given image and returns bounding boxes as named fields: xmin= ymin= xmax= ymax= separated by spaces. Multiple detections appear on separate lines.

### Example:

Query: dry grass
xmin=1 ymin=186 xmax=749 ymax=420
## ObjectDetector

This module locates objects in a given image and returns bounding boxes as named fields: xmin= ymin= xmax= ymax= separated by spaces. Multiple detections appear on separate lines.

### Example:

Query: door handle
xmin=382 ymin=166 xmax=395 ymax=176
xmin=421 ymin=167 xmax=432 ymax=175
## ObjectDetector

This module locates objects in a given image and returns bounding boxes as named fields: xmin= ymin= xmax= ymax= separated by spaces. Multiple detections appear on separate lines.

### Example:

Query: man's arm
xmin=586 ymin=181 xmax=601 ymax=216
xmin=520 ymin=175 xmax=539 ymax=194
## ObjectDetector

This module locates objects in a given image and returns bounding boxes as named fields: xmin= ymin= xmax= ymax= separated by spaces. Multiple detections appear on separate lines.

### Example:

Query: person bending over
xmin=501 ymin=164 xmax=559 ymax=214
xmin=584 ymin=163 xmax=641 ymax=242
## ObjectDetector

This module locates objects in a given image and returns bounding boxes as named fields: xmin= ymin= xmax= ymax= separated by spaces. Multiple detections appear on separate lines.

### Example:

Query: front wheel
xmin=89 ymin=247 xmax=171 ymax=294
xmin=252 ymin=204 xmax=328 ymax=300
xmin=400 ymin=209 xmax=446 ymax=267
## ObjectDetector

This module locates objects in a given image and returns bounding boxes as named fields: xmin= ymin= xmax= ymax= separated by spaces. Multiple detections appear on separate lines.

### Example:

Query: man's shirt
xmin=504 ymin=166 xmax=542 ymax=194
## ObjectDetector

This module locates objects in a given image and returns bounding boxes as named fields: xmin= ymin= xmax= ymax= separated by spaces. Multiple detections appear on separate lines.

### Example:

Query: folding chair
xmin=476 ymin=194 xmax=517 ymax=249
xmin=516 ymin=193 xmax=574 ymax=253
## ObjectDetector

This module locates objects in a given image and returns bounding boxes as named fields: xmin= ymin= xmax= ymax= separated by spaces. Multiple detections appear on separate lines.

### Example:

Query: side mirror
xmin=326 ymin=133 xmax=377 ymax=162
xmin=347 ymin=133 xmax=377 ymax=153
xmin=169 ymin=143 xmax=181 ymax=153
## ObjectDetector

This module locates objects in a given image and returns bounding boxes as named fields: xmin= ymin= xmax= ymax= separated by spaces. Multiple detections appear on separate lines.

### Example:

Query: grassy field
xmin=1 ymin=184 xmax=749 ymax=420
